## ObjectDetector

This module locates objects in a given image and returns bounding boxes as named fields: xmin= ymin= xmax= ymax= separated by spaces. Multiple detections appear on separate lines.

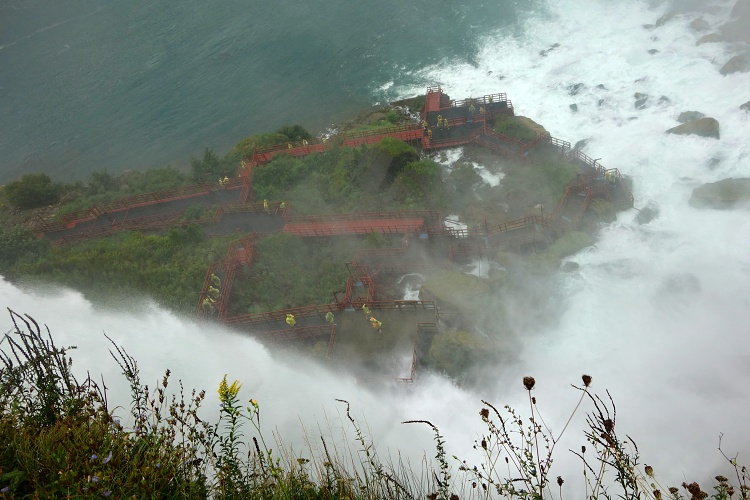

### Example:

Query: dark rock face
xmin=666 ymin=117 xmax=720 ymax=139
xmin=731 ymin=0 xmax=750 ymax=19
xmin=568 ymin=83 xmax=585 ymax=96
xmin=648 ymin=48 xmax=659 ymax=55
xmin=741 ymin=100 xmax=750 ymax=112
xmin=569 ymin=103 xmax=578 ymax=113
xmin=690 ymin=178 xmax=750 ymax=209
xmin=635 ymin=200 xmax=659 ymax=225
xmin=677 ymin=111 xmax=706 ymax=123
xmin=721 ymin=1 xmax=750 ymax=42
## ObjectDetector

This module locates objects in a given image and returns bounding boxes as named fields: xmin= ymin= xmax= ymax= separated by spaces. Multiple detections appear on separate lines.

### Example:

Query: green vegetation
xmin=500 ymin=154 xmax=581 ymax=217
xmin=2 ymin=315 xmax=747 ymax=499
xmin=3 ymin=174 xmax=62 ymax=209
xmin=423 ymin=329 xmax=497 ymax=383
xmin=230 ymin=234 xmax=395 ymax=313
xmin=10 ymin=228 xmax=233 ymax=312
xmin=252 ymin=138 xmax=445 ymax=214
xmin=491 ymin=114 xmax=541 ymax=142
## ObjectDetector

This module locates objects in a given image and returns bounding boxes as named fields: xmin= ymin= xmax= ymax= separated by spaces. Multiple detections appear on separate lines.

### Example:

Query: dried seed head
xmin=582 ymin=374 xmax=592 ymax=387
xmin=481 ymin=439 xmax=487 ymax=450
xmin=670 ymin=487 xmax=679 ymax=494
xmin=686 ymin=482 xmax=701 ymax=497
xmin=603 ymin=418 xmax=614 ymax=433
xmin=557 ymin=476 xmax=564 ymax=487
xmin=715 ymin=476 xmax=728 ymax=483
xmin=582 ymin=445 xmax=586 ymax=454
xmin=450 ymin=495 xmax=459 ymax=500
xmin=532 ymin=396 xmax=536 ymax=404
xmin=645 ymin=465 xmax=654 ymax=477
xmin=727 ymin=486 xmax=734 ymax=496
xmin=480 ymin=408 xmax=489 ymax=419
xmin=523 ymin=376 xmax=536 ymax=390
xmin=654 ymin=490 xmax=662 ymax=499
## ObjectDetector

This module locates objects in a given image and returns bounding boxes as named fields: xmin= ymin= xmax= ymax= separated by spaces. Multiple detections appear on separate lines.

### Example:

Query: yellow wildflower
xmin=218 ymin=374 xmax=242 ymax=404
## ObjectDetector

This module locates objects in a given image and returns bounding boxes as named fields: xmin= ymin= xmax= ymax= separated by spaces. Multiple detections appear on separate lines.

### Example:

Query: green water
xmin=0 ymin=0 xmax=530 ymax=183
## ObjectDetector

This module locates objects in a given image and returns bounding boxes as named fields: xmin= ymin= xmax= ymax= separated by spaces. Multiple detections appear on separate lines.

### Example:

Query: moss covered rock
xmin=666 ymin=117 xmax=720 ymax=139
xmin=690 ymin=178 xmax=750 ymax=209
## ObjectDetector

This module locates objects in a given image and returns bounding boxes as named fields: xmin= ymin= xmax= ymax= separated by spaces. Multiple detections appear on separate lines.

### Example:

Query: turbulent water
xmin=3 ymin=0 xmax=750 ymax=495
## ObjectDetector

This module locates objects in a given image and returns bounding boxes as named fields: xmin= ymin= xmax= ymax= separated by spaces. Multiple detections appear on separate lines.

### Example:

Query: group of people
xmin=361 ymin=304 xmax=383 ymax=333
xmin=201 ymin=273 xmax=223 ymax=312
xmin=263 ymin=199 xmax=286 ymax=214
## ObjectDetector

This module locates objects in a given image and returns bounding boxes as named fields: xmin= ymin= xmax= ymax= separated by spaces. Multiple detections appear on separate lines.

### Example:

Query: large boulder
xmin=690 ymin=18 xmax=710 ymax=31
xmin=666 ymin=117 xmax=720 ymax=139
xmin=731 ymin=0 xmax=750 ymax=19
xmin=690 ymin=178 xmax=750 ymax=209
xmin=720 ymin=52 xmax=750 ymax=75
xmin=678 ymin=111 xmax=706 ymax=123
xmin=721 ymin=0 xmax=750 ymax=42
xmin=696 ymin=33 xmax=722 ymax=45
xmin=635 ymin=200 xmax=660 ymax=225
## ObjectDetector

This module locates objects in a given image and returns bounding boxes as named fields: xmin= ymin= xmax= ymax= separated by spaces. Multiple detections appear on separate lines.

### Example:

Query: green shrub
xmin=0 ymin=226 xmax=47 ymax=269
xmin=275 ymin=124 xmax=312 ymax=142
xmin=4 ymin=173 xmax=61 ymax=209
xmin=386 ymin=110 xmax=400 ymax=124
xmin=423 ymin=329 xmax=496 ymax=381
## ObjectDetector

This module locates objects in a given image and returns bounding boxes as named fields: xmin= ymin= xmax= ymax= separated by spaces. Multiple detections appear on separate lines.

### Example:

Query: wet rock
xmin=696 ymin=33 xmax=722 ymax=45
xmin=635 ymin=200 xmax=659 ymax=225
xmin=643 ymin=23 xmax=655 ymax=29
xmin=707 ymin=157 xmax=721 ymax=169
xmin=539 ymin=43 xmax=560 ymax=57
xmin=568 ymin=83 xmax=585 ymax=96
xmin=690 ymin=18 xmax=710 ymax=31
xmin=569 ymin=103 xmax=578 ymax=112
xmin=741 ymin=100 xmax=750 ymax=112
xmin=721 ymin=2 xmax=750 ymax=43
xmin=666 ymin=117 xmax=720 ymax=139
xmin=648 ymin=49 xmax=659 ymax=55
xmin=596 ymin=84 xmax=607 ymax=90
xmin=598 ymin=99 xmax=606 ymax=107
xmin=561 ymin=261 xmax=580 ymax=273
xmin=720 ymin=52 xmax=750 ymax=75
xmin=677 ymin=111 xmax=706 ymax=123
xmin=587 ymin=199 xmax=616 ymax=223
xmin=656 ymin=11 xmax=677 ymax=26
xmin=634 ymin=93 xmax=649 ymax=109
xmin=690 ymin=178 xmax=750 ymax=209
xmin=659 ymin=95 xmax=671 ymax=105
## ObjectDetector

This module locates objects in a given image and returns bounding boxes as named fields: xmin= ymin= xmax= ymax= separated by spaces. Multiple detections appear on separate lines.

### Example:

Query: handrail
xmin=283 ymin=210 xmax=437 ymax=224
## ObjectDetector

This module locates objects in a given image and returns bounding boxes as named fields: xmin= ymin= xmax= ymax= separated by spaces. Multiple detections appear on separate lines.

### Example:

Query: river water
xmin=2 ymin=0 xmax=750 ymax=495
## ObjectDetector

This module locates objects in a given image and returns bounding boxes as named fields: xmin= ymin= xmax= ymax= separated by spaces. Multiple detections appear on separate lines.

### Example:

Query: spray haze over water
xmin=2 ymin=0 xmax=750 ymax=494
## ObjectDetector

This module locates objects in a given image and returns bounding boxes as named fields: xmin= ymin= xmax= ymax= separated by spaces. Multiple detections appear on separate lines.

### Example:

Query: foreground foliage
xmin=1 ymin=311 xmax=748 ymax=499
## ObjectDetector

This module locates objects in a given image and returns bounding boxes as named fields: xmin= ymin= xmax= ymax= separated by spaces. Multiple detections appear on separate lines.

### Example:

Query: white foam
xmin=471 ymin=160 xmax=504 ymax=187
xmin=397 ymin=0 xmax=750 ymax=490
